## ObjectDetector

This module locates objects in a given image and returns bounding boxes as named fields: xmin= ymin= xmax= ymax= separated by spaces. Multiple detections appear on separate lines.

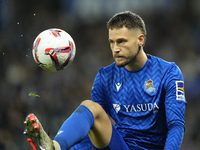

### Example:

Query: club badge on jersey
xmin=144 ymin=79 xmax=156 ymax=93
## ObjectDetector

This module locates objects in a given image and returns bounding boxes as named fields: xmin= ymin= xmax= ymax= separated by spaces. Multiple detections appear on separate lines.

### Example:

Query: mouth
xmin=114 ymin=55 xmax=125 ymax=62
xmin=115 ymin=54 xmax=123 ymax=58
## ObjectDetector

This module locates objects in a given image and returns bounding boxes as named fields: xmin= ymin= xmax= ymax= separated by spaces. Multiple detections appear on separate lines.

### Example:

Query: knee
xmin=80 ymin=100 xmax=103 ymax=118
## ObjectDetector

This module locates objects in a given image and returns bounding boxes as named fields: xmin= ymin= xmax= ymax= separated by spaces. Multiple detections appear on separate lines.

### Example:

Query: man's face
xmin=108 ymin=27 xmax=142 ymax=68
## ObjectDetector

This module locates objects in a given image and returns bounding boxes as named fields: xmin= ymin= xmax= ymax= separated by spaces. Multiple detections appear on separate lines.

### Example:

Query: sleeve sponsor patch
xmin=176 ymin=81 xmax=185 ymax=101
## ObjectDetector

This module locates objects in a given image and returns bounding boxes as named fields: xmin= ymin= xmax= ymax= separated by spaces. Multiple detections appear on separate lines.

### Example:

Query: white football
xmin=32 ymin=28 xmax=76 ymax=72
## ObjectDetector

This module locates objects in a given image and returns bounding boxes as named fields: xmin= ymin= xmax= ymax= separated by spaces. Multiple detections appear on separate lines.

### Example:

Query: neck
xmin=125 ymin=47 xmax=147 ymax=71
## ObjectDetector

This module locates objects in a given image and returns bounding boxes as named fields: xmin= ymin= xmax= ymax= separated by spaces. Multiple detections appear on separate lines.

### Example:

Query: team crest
xmin=145 ymin=79 xmax=156 ymax=93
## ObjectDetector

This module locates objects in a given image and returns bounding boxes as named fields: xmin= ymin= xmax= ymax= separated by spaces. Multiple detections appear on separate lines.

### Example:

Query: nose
xmin=112 ymin=43 xmax=120 ymax=53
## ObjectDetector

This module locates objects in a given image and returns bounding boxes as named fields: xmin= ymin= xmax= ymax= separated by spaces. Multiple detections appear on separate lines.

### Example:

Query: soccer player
xmin=24 ymin=11 xmax=186 ymax=150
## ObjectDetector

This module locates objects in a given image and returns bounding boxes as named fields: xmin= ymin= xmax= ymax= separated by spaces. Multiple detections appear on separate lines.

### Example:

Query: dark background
xmin=0 ymin=0 xmax=200 ymax=149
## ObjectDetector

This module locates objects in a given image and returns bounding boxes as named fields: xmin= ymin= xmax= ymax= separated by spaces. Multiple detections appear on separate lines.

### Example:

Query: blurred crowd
xmin=0 ymin=0 xmax=200 ymax=149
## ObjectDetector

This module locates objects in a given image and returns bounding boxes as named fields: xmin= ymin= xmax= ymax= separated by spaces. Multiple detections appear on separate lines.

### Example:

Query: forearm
xmin=164 ymin=124 xmax=185 ymax=150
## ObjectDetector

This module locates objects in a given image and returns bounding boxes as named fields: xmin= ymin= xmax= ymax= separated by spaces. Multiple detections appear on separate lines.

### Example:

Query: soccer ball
xmin=32 ymin=28 xmax=76 ymax=72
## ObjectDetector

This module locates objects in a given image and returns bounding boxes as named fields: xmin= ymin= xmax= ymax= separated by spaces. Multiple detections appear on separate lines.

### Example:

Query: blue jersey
xmin=91 ymin=54 xmax=186 ymax=149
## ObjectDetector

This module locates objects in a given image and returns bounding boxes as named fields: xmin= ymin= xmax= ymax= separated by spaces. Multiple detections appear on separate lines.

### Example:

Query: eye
xmin=118 ymin=40 xmax=123 ymax=44
xmin=109 ymin=40 xmax=114 ymax=44
xmin=109 ymin=40 xmax=115 ymax=46
xmin=117 ymin=39 xmax=127 ymax=44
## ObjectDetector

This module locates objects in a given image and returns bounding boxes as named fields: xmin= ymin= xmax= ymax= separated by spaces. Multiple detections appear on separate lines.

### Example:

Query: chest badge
xmin=145 ymin=79 xmax=156 ymax=93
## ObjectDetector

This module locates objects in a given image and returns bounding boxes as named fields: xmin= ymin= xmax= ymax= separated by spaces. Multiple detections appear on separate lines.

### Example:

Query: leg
xmin=54 ymin=100 xmax=112 ymax=149
xmin=81 ymin=100 xmax=112 ymax=148
xmin=92 ymin=125 xmax=129 ymax=150
xmin=24 ymin=100 xmax=113 ymax=150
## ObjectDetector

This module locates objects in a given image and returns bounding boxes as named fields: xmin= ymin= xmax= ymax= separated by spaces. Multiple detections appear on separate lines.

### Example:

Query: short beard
xmin=115 ymin=46 xmax=141 ymax=68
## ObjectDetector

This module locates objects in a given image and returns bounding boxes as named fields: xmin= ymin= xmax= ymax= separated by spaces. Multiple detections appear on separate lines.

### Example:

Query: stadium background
xmin=0 ymin=0 xmax=200 ymax=149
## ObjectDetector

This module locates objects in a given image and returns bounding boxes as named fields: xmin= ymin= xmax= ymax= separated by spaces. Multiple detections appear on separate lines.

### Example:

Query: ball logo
xmin=49 ymin=29 xmax=61 ymax=37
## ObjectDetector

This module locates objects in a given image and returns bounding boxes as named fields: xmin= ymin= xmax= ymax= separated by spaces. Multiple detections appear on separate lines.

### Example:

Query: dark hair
xmin=107 ymin=11 xmax=147 ymax=45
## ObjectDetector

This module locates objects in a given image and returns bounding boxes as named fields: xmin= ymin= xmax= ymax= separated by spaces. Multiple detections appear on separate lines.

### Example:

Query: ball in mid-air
xmin=32 ymin=28 xmax=76 ymax=72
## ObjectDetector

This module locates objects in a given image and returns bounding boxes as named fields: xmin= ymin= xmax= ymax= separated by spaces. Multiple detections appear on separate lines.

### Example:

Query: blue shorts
xmin=92 ymin=125 xmax=129 ymax=150
xmin=70 ymin=125 xmax=129 ymax=150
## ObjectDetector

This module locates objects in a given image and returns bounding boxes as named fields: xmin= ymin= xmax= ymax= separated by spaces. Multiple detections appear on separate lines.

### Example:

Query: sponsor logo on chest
xmin=113 ymin=102 xmax=159 ymax=113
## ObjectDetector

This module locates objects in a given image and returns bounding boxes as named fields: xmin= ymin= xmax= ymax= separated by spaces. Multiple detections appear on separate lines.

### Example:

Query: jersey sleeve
xmin=164 ymin=64 xmax=186 ymax=149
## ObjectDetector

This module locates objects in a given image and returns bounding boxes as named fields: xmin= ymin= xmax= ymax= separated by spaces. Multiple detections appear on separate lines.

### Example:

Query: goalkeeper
xmin=24 ymin=11 xmax=186 ymax=150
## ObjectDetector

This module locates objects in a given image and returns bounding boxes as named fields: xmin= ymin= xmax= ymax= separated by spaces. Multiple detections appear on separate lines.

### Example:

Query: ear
xmin=138 ymin=34 xmax=145 ymax=46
